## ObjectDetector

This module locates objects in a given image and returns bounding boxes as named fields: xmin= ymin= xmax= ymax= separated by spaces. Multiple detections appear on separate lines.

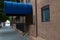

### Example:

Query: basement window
xmin=41 ymin=5 xmax=50 ymax=22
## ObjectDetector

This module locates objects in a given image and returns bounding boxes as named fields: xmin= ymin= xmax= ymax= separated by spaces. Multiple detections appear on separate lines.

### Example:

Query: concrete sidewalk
xmin=0 ymin=27 xmax=29 ymax=40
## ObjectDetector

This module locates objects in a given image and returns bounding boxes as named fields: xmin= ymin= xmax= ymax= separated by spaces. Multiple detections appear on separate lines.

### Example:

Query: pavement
xmin=0 ymin=26 xmax=29 ymax=40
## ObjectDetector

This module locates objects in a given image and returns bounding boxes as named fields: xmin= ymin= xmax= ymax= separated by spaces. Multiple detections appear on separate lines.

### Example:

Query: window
xmin=26 ymin=0 xmax=30 ymax=3
xmin=41 ymin=5 xmax=50 ymax=22
xmin=20 ymin=16 xmax=25 ymax=23
xmin=17 ymin=0 xmax=24 ymax=2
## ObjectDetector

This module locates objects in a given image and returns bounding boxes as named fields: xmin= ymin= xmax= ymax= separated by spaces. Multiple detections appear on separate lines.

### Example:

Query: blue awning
xmin=4 ymin=1 xmax=33 ymax=16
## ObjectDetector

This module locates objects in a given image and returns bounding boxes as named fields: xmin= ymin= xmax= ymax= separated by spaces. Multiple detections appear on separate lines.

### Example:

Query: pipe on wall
xmin=35 ymin=0 xmax=38 ymax=37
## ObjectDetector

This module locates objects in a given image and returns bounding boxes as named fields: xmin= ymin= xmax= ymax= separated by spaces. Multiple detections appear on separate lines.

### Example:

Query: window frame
xmin=41 ymin=5 xmax=50 ymax=22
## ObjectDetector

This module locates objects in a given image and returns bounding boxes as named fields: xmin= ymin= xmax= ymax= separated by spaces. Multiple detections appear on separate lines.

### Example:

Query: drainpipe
xmin=35 ymin=0 xmax=38 ymax=37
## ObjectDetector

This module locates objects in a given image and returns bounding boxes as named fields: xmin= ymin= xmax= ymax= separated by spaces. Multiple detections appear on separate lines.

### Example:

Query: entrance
xmin=16 ymin=16 xmax=25 ymax=32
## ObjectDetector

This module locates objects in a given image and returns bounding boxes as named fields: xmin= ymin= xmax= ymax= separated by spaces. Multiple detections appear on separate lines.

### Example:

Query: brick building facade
xmin=29 ymin=0 xmax=60 ymax=40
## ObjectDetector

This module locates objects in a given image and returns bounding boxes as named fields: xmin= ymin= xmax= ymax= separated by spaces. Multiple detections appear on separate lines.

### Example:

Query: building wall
xmin=29 ymin=0 xmax=37 ymax=40
xmin=29 ymin=0 xmax=60 ymax=40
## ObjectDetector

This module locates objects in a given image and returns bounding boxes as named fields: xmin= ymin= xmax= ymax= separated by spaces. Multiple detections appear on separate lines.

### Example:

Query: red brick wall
xmin=30 ymin=0 xmax=60 ymax=40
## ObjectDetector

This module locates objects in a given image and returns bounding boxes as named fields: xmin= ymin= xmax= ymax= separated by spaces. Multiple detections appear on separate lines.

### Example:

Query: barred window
xmin=41 ymin=5 xmax=50 ymax=22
